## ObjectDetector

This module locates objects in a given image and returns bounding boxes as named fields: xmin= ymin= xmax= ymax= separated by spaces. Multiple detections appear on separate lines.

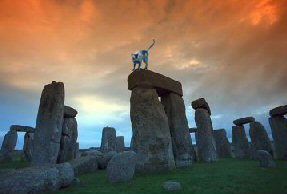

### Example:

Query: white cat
xmin=131 ymin=39 xmax=155 ymax=71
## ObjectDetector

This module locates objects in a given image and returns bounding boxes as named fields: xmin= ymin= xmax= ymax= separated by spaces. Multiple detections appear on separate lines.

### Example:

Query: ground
xmin=1 ymin=158 xmax=286 ymax=194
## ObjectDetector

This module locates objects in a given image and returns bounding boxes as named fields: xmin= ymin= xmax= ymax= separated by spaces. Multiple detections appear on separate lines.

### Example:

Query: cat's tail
xmin=147 ymin=39 xmax=155 ymax=50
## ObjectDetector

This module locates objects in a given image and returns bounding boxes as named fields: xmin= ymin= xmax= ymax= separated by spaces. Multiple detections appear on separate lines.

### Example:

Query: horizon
xmin=0 ymin=0 xmax=286 ymax=149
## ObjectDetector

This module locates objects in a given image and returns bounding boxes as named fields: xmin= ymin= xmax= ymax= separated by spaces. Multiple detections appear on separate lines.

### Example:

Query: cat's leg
xmin=138 ymin=61 xmax=141 ymax=70
xmin=133 ymin=63 xmax=136 ymax=71
xmin=143 ymin=57 xmax=148 ymax=69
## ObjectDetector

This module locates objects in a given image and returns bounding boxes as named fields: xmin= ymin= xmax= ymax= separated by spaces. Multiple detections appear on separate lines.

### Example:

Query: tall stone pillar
xmin=23 ymin=132 xmax=34 ymax=162
xmin=100 ymin=127 xmax=117 ymax=153
xmin=213 ymin=129 xmax=232 ymax=158
xmin=0 ymin=130 xmax=17 ymax=162
xmin=161 ymin=93 xmax=194 ymax=167
xmin=232 ymin=125 xmax=250 ymax=159
xmin=32 ymin=81 xmax=65 ymax=166
xmin=116 ymin=136 xmax=125 ymax=152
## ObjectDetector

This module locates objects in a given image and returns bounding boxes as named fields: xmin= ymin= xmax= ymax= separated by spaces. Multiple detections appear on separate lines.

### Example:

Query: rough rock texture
xmin=23 ymin=132 xmax=34 ymax=162
xmin=130 ymin=87 xmax=175 ymax=172
xmin=32 ymin=81 xmax=65 ymax=166
xmin=232 ymin=125 xmax=250 ymax=159
xmin=269 ymin=105 xmax=287 ymax=117
xmin=74 ymin=142 xmax=80 ymax=159
xmin=69 ymin=156 xmax=98 ymax=176
xmin=116 ymin=136 xmax=125 ymax=153
xmin=161 ymin=93 xmax=194 ymax=167
xmin=0 ymin=130 xmax=17 ymax=162
xmin=106 ymin=151 xmax=136 ymax=183
xmin=98 ymin=151 xmax=117 ymax=169
xmin=191 ymin=98 xmax=211 ymax=115
xmin=162 ymin=181 xmax=182 ymax=191
xmin=194 ymin=108 xmax=218 ymax=162
xmin=213 ymin=129 xmax=232 ymax=158
xmin=269 ymin=116 xmax=287 ymax=159
xmin=233 ymin=117 xmax=255 ymax=126
xmin=249 ymin=122 xmax=273 ymax=156
xmin=100 ymin=127 xmax=116 ymax=153
xmin=0 ymin=162 xmax=74 ymax=194
xmin=64 ymin=106 xmax=78 ymax=118
xmin=256 ymin=150 xmax=276 ymax=168
xmin=10 ymin=125 xmax=35 ymax=133
xmin=128 ymin=69 xmax=183 ymax=97
xmin=189 ymin=128 xmax=197 ymax=133
xmin=58 ymin=117 xmax=78 ymax=163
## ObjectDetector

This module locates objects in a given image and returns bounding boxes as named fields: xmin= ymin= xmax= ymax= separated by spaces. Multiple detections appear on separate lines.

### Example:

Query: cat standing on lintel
xmin=131 ymin=39 xmax=155 ymax=71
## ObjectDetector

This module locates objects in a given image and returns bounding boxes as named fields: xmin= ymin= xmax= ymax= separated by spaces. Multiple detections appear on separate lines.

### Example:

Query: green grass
xmin=53 ymin=159 xmax=287 ymax=194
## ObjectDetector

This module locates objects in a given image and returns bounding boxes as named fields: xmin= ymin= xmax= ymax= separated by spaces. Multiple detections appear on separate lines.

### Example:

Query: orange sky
xmin=0 ymin=0 xmax=286 ymax=148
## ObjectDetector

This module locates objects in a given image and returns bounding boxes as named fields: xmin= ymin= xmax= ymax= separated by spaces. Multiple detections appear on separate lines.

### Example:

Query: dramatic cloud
xmin=0 ymin=0 xmax=286 ymax=148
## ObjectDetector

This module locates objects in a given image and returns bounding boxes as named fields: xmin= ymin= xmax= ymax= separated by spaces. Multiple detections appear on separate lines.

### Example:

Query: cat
xmin=131 ymin=39 xmax=155 ymax=71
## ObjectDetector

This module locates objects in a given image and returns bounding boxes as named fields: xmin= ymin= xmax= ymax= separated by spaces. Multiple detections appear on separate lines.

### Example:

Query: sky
xmin=0 ymin=0 xmax=286 ymax=149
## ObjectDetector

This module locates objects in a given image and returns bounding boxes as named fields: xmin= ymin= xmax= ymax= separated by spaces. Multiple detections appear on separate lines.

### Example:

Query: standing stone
xmin=256 ymin=150 xmax=276 ymax=168
xmin=269 ymin=116 xmax=287 ymax=159
xmin=213 ymin=129 xmax=232 ymax=158
xmin=32 ymin=81 xmax=65 ymax=166
xmin=249 ymin=121 xmax=273 ymax=156
xmin=232 ymin=125 xmax=250 ymax=159
xmin=161 ymin=93 xmax=194 ymax=167
xmin=100 ymin=127 xmax=116 ymax=153
xmin=58 ymin=117 xmax=78 ymax=163
xmin=194 ymin=108 xmax=217 ymax=162
xmin=0 ymin=130 xmax=17 ymax=162
xmin=116 ymin=136 xmax=125 ymax=153
xmin=23 ymin=132 xmax=34 ymax=162
xmin=74 ymin=142 xmax=80 ymax=159
xmin=130 ymin=87 xmax=175 ymax=172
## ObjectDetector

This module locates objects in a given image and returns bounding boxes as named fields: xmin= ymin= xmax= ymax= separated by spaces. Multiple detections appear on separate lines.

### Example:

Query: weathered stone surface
xmin=189 ymin=128 xmax=197 ymax=133
xmin=162 ymin=181 xmax=182 ymax=191
xmin=23 ymin=132 xmax=34 ymax=162
xmin=161 ymin=93 xmax=194 ymax=167
xmin=233 ymin=117 xmax=255 ymax=126
xmin=10 ymin=125 xmax=35 ymax=133
xmin=100 ymin=127 xmax=116 ymax=153
xmin=269 ymin=116 xmax=287 ymax=159
xmin=191 ymin=98 xmax=211 ymax=115
xmin=116 ymin=136 xmax=125 ymax=153
xmin=97 ymin=151 xmax=117 ymax=169
xmin=232 ymin=125 xmax=250 ymax=159
xmin=64 ymin=106 xmax=78 ymax=118
xmin=69 ymin=155 xmax=98 ymax=176
xmin=130 ymin=87 xmax=175 ymax=172
xmin=107 ymin=151 xmax=136 ymax=183
xmin=213 ymin=129 xmax=232 ymax=158
xmin=0 ymin=130 xmax=17 ymax=162
xmin=195 ymin=108 xmax=218 ymax=162
xmin=32 ymin=81 xmax=65 ymax=166
xmin=0 ymin=162 xmax=74 ymax=194
xmin=269 ymin=105 xmax=287 ymax=117
xmin=74 ymin=142 xmax=80 ymax=159
xmin=256 ymin=150 xmax=276 ymax=168
xmin=128 ymin=69 xmax=183 ymax=97
xmin=249 ymin=122 xmax=273 ymax=156
xmin=58 ymin=117 xmax=78 ymax=163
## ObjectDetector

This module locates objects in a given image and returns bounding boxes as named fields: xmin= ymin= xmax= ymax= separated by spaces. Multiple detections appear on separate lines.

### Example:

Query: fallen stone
xmin=191 ymin=98 xmax=211 ymax=115
xmin=213 ymin=129 xmax=232 ymax=158
xmin=162 ymin=181 xmax=182 ymax=191
xmin=23 ymin=132 xmax=34 ymax=162
xmin=269 ymin=105 xmax=287 ymax=117
xmin=64 ymin=106 xmax=78 ymax=118
xmin=0 ymin=130 xmax=17 ymax=162
xmin=32 ymin=81 xmax=65 ymax=166
xmin=116 ymin=136 xmax=125 ymax=153
xmin=100 ymin=127 xmax=117 ymax=153
xmin=233 ymin=117 xmax=255 ymax=126
xmin=128 ymin=69 xmax=183 ymax=97
xmin=69 ymin=155 xmax=98 ymax=176
xmin=232 ymin=125 xmax=250 ymax=159
xmin=107 ymin=151 xmax=136 ymax=183
xmin=256 ymin=150 xmax=276 ymax=168
xmin=10 ymin=125 xmax=35 ymax=133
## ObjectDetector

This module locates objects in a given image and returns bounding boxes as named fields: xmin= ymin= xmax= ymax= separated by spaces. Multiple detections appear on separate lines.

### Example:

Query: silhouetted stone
xmin=213 ymin=129 xmax=232 ymax=158
xmin=191 ymin=98 xmax=211 ymax=115
xmin=256 ymin=150 xmax=276 ymax=168
xmin=195 ymin=108 xmax=218 ymax=162
xmin=249 ymin=122 xmax=272 ymax=156
xmin=269 ymin=105 xmax=287 ymax=117
xmin=128 ymin=69 xmax=183 ymax=97
xmin=162 ymin=181 xmax=182 ymax=191
xmin=233 ymin=117 xmax=255 ymax=126
xmin=107 ymin=151 xmax=136 ymax=183
xmin=269 ymin=116 xmax=287 ymax=159
xmin=64 ymin=106 xmax=78 ymax=118
xmin=116 ymin=136 xmax=125 ymax=153
xmin=0 ymin=130 xmax=17 ymax=162
xmin=32 ymin=81 xmax=65 ymax=166
xmin=100 ymin=127 xmax=116 ymax=153
xmin=69 ymin=156 xmax=98 ymax=176
xmin=161 ymin=93 xmax=194 ymax=167
xmin=232 ymin=125 xmax=250 ymax=159
xmin=130 ymin=87 xmax=175 ymax=172
xmin=189 ymin=128 xmax=197 ymax=133
xmin=23 ymin=132 xmax=34 ymax=162
xmin=10 ymin=125 xmax=35 ymax=133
